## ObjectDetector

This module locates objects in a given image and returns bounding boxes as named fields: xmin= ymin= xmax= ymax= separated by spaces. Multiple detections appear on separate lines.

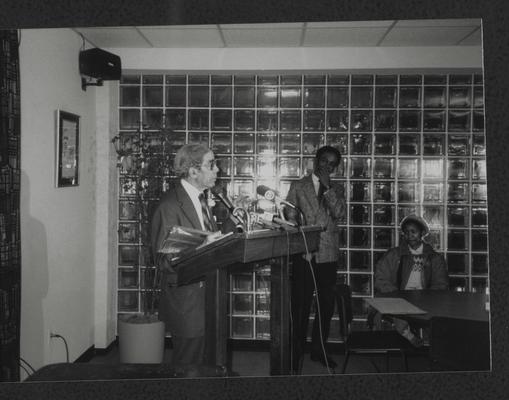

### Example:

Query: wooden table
xmin=367 ymin=290 xmax=490 ymax=371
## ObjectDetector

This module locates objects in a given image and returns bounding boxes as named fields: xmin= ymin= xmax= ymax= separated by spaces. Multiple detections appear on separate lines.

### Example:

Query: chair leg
xmin=341 ymin=352 xmax=350 ymax=374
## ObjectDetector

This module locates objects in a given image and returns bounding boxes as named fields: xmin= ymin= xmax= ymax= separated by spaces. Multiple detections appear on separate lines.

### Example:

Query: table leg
xmin=270 ymin=257 xmax=290 ymax=375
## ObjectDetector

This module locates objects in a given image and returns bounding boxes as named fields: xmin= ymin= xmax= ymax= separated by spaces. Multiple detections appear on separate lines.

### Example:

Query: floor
xmin=87 ymin=342 xmax=432 ymax=378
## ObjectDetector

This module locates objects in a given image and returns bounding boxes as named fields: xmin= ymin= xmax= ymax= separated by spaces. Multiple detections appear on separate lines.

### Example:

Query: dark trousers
xmin=290 ymin=255 xmax=337 ymax=373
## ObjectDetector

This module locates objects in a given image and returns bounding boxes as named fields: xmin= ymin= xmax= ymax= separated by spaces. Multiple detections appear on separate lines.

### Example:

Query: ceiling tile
xmin=381 ymin=26 xmax=481 ymax=46
xmin=75 ymin=27 xmax=148 ymax=48
xmin=138 ymin=26 xmax=224 ymax=47
xmin=303 ymin=27 xmax=389 ymax=47
xmin=222 ymin=27 xmax=303 ymax=47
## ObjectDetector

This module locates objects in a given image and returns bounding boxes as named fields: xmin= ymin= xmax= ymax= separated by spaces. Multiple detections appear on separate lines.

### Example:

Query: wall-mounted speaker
xmin=79 ymin=48 xmax=121 ymax=90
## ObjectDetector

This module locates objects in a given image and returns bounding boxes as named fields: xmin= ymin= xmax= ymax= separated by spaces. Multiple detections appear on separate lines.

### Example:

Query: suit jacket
xmin=150 ymin=181 xmax=206 ymax=337
xmin=285 ymin=175 xmax=346 ymax=263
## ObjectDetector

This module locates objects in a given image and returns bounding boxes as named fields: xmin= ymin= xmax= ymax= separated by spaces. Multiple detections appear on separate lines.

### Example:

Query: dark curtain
xmin=0 ymin=29 xmax=21 ymax=382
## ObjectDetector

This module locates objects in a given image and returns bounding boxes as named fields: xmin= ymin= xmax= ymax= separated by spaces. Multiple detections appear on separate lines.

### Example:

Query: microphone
xmin=210 ymin=188 xmax=245 ymax=232
xmin=211 ymin=188 xmax=235 ymax=212
xmin=256 ymin=185 xmax=297 ymax=209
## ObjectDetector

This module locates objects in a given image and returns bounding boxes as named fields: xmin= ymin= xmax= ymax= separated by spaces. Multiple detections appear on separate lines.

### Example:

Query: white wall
xmin=19 ymin=28 xmax=100 ymax=375
xmin=106 ymin=45 xmax=482 ymax=72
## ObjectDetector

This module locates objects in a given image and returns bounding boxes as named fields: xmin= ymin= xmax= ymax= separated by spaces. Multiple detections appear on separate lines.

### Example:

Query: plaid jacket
xmin=285 ymin=175 xmax=346 ymax=263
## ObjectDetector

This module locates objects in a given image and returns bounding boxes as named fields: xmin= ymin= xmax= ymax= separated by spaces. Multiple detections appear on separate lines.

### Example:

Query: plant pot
xmin=118 ymin=315 xmax=165 ymax=363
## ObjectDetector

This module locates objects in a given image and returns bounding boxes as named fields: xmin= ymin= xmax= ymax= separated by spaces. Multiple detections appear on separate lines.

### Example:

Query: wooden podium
xmin=171 ymin=225 xmax=322 ymax=375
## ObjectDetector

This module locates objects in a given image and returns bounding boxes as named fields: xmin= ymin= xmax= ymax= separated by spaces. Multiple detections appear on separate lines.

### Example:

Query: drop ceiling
xmin=73 ymin=18 xmax=482 ymax=49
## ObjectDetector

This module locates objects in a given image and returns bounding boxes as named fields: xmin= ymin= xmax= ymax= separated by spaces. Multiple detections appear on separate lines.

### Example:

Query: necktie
xmin=199 ymin=192 xmax=216 ymax=232
xmin=317 ymin=182 xmax=326 ymax=202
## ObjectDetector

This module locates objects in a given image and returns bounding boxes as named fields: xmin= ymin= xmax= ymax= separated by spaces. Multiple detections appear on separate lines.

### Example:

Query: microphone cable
xmin=299 ymin=226 xmax=333 ymax=375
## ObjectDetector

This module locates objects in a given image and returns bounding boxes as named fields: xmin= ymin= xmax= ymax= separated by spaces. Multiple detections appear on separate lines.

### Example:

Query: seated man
xmin=373 ymin=214 xmax=448 ymax=346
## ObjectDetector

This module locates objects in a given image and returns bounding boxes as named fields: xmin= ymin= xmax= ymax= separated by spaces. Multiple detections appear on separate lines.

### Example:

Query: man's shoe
xmin=310 ymin=353 xmax=337 ymax=369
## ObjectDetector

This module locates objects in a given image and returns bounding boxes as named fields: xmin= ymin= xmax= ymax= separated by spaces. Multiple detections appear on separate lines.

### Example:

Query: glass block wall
xmin=116 ymin=72 xmax=487 ymax=339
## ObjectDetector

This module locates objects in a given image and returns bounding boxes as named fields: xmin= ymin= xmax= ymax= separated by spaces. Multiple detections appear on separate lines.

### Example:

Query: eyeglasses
xmin=202 ymin=159 xmax=217 ymax=170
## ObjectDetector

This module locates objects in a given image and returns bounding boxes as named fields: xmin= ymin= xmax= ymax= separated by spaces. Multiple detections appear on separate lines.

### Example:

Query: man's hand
xmin=315 ymin=166 xmax=331 ymax=189
xmin=203 ymin=231 xmax=223 ymax=244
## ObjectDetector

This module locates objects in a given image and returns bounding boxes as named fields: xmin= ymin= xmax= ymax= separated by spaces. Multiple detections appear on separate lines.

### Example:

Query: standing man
xmin=151 ymin=144 xmax=221 ymax=366
xmin=285 ymin=145 xmax=346 ymax=373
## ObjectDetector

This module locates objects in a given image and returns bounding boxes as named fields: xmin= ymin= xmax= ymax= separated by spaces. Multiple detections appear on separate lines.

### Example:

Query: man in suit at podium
xmin=151 ymin=144 xmax=222 ymax=366
xmin=285 ymin=145 xmax=346 ymax=373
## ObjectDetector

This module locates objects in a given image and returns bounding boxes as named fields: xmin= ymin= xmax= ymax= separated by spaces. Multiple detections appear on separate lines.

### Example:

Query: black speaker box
xmin=79 ymin=48 xmax=121 ymax=81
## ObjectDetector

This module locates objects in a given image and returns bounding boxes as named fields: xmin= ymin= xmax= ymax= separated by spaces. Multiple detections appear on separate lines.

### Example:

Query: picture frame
xmin=56 ymin=110 xmax=80 ymax=187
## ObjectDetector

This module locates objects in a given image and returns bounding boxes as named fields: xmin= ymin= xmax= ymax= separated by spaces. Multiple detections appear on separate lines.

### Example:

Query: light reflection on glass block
xmin=373 ymin=182 xmax=394 ymax=202
xmin=399 ymin=111 xmax=421 ymax=131
xmin=232 ymin=273 xmax=253 ymax=290
xmin=374 ymin=134 xmax=396 ymax=155
xmin=473 ymin=87 xmax=484 ymax=108
xmin=120 ymin=177 xmax=137 ymax=196
xmin=166 ymin=109 xmax=186 ymax=130
xmin=448 ymin=110 xmax=471 ymax=131
xmin=399 ymin=87 xmax=421 ymax=108
xmin=448 ymin=159 xmax=469 ymax=180
xmin=211 ymin=110 xmax=232 ymax=130
xmin=280 ymin=110 xmax=301 ymax=131
xmin=232 ymin=294 xmax=253 ymax=315
xmin=280 ymin=133 xmax=301 ymax=154
xmin=423 ymin=135 xmax=444 ymax=156
xmin=422 ymin=159 xmax=443 ymax=179
xmin=423 ymin=183 xmax=443 ymax=202
xmin=472 ymin=135 xmax=486 ymax=155
xmin=471 ymin=230 xmax=488 ymax=251
xmin=258 ymin=111 xmax=278 ymax=131
xmin=423 ymin=206 xmax=443 ymax=227
xmin=234 ymin=132 xmax=255 ymax=154
xmin=398 ymin=206 xmax=419 ymax=223
xmin=120 ymin=86 xmax=141 ymax=107
xmin=449 ymin=277 xmax=467 ymax=292
xmin=327 ymin=87 xmax=349 ymax=108
xmin=375 ymin=87 xmax=397 ymax=108
xmin=280 ymin=87 xmax=301 ymax=108
xmin=447 ymin=253 xmax=468 ymax=274
xmin=188 ymin=86 xmax=209 ymax=107
xmin=350 ymin=251 xmax=371 ymax=271
xmin=423 ymin=110 xmax=446 ymax=131
xmin=231 ymin=317 xmax=253 ymax=338
xmin=257 ymin=133 xmax=278 ymax=154
xmin=234 ymin=110 xmax=255 ymax=131
xmin=304 ymin=110 xmax=325 ymax=131
xmin=326 ymin=110 xmax=348 ymax=131
xmin=448 ymin=230 xmax=468 ymax=250
xmin=448 ymin=206 xmax=469 ymax=227
xmin=472 ymin=254 xmax=488 ymax=274
xmin=472 ymin=183 xmax=487 ymax=203
xmin=473 ymin=110 xmax=485 ymax=131
xmin=398 ymin=183 xmax=418 ymax=203
xmin=279 ymin=181 xmax=292 ymax=199
xmin=188 ymin=131 xmax=209 ymax=146
xmin=302 ymin=158 xmax=314 ymax=176
xmin=471 ymin=207 xmax=488 ymax=227
xmin=119 ymin=245 xmax=139 ymax=266
xmin=234 ymin=86 xmax=255 ymax=107
xmin=349 ymin=227 xmax=371 ymax=248
xmin=351 ymin=111 xmax=373 ymax=132
xmin=279 ymin=158 xmax=300 ymax=177
xmin=118 ymin=222 xmax=139 ymax=243
xmin=375 ymin=110 xmax=396 ymax=132
xmin=257 ymin=157 xmax=276 ymax=177
xmin=448 ymin=135 xmax=469 ymax=156
xmin=350 ymin=274 xmax=371 ymax=295
xmin=351 ymin=134 xmax=372 ymax=154
xmin=166 ymin=86 xmax=186 ymax=107
xmin=350 ymin=158 xmax=371 ymax=178
xmin=234 ymin=157 xmax=254 ymax=176
xmin=350 ymin=204 xmax=371 ymax=225
xmin=471 ymin=278 xmax=488 ymax=293
xmin=255 ymin=318 xmax=270 ymax=339
xmin=118 ymin=268 xmax=139 ymax=289
xmin=374 ymin=205 xmax=395 ymax=225
xmin=374 ymin=228 xmax=395 ymax=249
xmin=448 ymin=183 xmax=469 ymax=203
xmin=350 ymin=182 xmax=371 ymax=202
xmin=257 ymin=87 xmax=278 ymax=108
xmin=448 ymin=87 xmax=471 ymax=108
xmin=118 ymin=291 xmax=139 ymax=312
xmin=120 ymin=109 xmax=140 ymax=129
xmin=216 ymin=157 xmax=231 ymax=177
xmin=119 ymin=200 xmax=137 ymax=220
xmin=326 ymin=134 xmax=348 ymax=154
xmin=398 ymin=159 xmax=418 ymax=179
xmin=143 ymin=109 xmax=163 ymax=129
xmin=424 ymin=87 xmax=446 ymax=108
xmin=303 ymin=133 xmax=324 ymax=154
xmin=211 ymin=133 xmax=232 ymax=154
xmin=304 ymin=87 xmax=325 ymax=108
xmin=188 ymin=110 xmax=209 ymax=130
xmin=211 ymin=86 xmax=232 ymax=107
xmin=255 ymin=294 xmax=270 ymax=315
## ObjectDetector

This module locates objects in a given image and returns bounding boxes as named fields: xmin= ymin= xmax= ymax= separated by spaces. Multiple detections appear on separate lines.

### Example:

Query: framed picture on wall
xmin=56 ymin=110 xmax=80 ymax=187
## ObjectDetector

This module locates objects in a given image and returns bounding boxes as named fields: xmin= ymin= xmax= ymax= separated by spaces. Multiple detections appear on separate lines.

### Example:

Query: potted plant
xmin=113 ymin=121 xmax=172 ymax=363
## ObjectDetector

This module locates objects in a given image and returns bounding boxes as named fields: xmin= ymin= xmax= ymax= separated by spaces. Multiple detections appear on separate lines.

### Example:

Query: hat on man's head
xmin=400 ymin=214 xmax=429 ymax=236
